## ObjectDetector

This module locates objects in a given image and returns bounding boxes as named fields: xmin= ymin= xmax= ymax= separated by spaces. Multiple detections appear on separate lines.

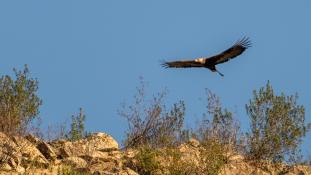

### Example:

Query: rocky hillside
xmin=0 ymin=132 xmax=310 ymax=175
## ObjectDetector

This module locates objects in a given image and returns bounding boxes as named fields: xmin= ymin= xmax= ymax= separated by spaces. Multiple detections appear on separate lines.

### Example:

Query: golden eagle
xmin=161 ymin=37 xmax=251 ymax=76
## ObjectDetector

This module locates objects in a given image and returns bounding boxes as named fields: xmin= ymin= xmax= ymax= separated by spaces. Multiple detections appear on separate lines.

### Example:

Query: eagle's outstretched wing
xmin=161 ymin=60 xmax=204 ymax=68
xmin=207 ymin=37 xmax=251 ymax=65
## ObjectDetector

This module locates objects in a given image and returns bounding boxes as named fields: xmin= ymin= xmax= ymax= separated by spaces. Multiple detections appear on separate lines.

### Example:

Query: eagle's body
xmin=161 ymin=37 xmax=251 ymax=76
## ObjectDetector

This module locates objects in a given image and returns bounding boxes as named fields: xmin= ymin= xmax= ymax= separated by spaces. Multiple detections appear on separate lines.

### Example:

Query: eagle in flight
xmin=161 ymin=37 xmax=251 ymax=76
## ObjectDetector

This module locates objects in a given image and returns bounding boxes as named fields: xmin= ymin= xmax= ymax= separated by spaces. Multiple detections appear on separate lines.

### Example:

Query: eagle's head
xmin=194 ymin=58 xmax=206 ymax=64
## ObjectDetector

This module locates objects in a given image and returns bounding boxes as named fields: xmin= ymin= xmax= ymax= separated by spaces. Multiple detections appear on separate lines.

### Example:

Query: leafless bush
xmin=26 ymin=116 xmax=44 ymax=140
xmin=119 ymin=78 xmax=188 ymax=148
xmin=43 ymin=108 xmax=88 ymax=142
xmin=45 ymin=122 xmax=68 ymax=142
xmin=195 ymin=89 xmax=241 ymax=152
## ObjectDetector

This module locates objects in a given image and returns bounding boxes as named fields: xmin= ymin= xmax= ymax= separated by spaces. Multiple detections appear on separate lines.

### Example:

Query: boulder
xmin=188 ymin=138 xmax=200 ymax=147
xmin=0 ymin=133 xmax=49 ymax=170
xmin=0 ymin=132 xmax=131 ymax=175
xmin=25 ymin=134 xmax=40 ymax=145
xmin=37 ymin=141 xmax=57 ymax=161
xmin=122 ymin=167 xmax=139 ymax=175
xmin=25 ymin=134 xmax=57 ymax=161
xmin=51 ymin=132 xmax=118 ymax=159
xmin=63 ymin=156 xmax=88 ymax=169
xmin=86 ymin=132 xmax=119 ymax=151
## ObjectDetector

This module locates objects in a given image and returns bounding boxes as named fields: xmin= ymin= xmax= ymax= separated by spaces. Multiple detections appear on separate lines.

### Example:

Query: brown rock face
xmin=37 ymin=141 xmax=57 ymax=161
xmin=63 ymin=156 xmax=88 ymax=169
xmin=0 ymin=133 xmax=49 ymax=174
xmin=25 ymin=134 xmax=57 ymax=161
xmin=1 ymin=132 xmax=310 ymax=175
xmin=51 ymin=132 xmax=119 ymax=159
xmin=0 ymin=132 xmax=136 ymax=175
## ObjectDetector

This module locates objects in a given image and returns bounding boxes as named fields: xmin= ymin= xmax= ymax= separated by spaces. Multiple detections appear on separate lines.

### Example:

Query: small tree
xmin=66 ymin=108 xmax=87 ymax=141
xmin=245 ymin=81 xmax=310 ymax=164
xmin=0 ymin=65 xmax=42 ymax=135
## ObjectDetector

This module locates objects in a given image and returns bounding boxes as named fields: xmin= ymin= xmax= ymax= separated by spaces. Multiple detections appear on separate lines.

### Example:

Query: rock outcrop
xmin=0 ymin=132 xmax=137 ymax=175
xmin=0 ymin=132 xmax=310 ymax=175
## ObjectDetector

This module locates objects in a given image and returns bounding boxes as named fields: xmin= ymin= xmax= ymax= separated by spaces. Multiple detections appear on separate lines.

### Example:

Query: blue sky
xmin=0 ymin=1 xmax=310 ymax=154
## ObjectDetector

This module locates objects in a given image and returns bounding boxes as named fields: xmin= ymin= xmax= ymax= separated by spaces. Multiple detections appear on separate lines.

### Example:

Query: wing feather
xmin=207 ymin=37 xmax=251 ymax=65
xmin=161 ymin=60 xmax=204 ymax=68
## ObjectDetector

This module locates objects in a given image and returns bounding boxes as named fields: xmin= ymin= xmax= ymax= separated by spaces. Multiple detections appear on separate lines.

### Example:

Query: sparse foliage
xmin=46 ymin=122 xmax=68 ymax=141
xmin=122 ymin=83 xmax=229 ymax=175
xmin=0 ymin=65 xmax=42 ymax=135
xmin=245 ymin=81 xmax=311 ymax=164
xmin=196 ymin=90 xmax=240 ymax=150
xmin=119 ymin=78 xmax=188 ymax=148
xmin=66 ymin=108 xmax=87 ymax=141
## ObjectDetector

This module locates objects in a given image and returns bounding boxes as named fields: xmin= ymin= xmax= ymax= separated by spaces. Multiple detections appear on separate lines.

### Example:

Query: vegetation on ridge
xmin=0 ymin=66 xmax=310 ymax=175
xmin=121 ymin=79 xmax=310 ymax=174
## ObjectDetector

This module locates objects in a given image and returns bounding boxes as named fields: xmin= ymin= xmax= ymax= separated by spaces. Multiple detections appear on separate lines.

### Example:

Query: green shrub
xmin=57 ymin=165 xmax=89 ymax=175
xmin=0 ymin=65 xmax=42 ymax=135
xmin=198 ymin=140 xmax=228 ymax=175
xmin=132 ymin=146 xmax=164 ymax=175
xmin=131 ymin=142 xmax=227 ymax=175
xmin=131 ymin=146 xmax=193 ymax=175
xmin=66 ymin=108 xmax=88 ymax=141
xmin=245 ymin=81 xmax=311 ymax=164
